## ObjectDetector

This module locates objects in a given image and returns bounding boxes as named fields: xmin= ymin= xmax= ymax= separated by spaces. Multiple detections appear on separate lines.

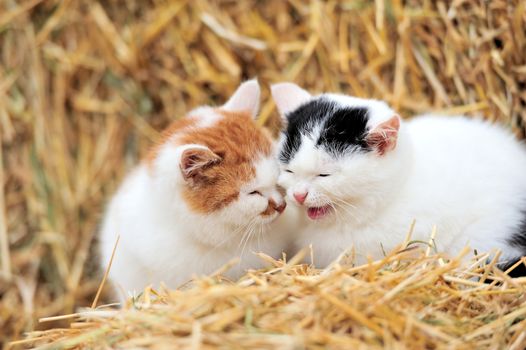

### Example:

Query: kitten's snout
xmin=274 ymin=201 xmax=287 ymax=214
xmin=261 ymin=199 xmax=286 ymax=216
xmin=293 ymin=192 xmax=308 ymax=205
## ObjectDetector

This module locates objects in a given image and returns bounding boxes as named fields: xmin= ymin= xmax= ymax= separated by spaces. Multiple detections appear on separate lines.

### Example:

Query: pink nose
xmin=293 ymin=192 xmax=308 ymax=204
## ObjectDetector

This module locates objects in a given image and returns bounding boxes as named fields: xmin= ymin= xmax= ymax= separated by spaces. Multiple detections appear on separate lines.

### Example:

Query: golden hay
xmin=11 ymin=244 xmax=526 ymax=349
xmin=1 ymin=0 xmax=526 ymax=347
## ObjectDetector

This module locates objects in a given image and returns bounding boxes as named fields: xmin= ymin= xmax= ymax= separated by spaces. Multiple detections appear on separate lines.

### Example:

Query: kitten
xmin=100 ymin=80 xmax=289 ymax=297
xmin=271 ymin=82 xmax=526 ymax=273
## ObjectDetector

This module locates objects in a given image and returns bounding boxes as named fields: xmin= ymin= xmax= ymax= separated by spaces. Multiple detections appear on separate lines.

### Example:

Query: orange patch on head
xmin=150 ymin=109 xmax=273 ymax=214
xmin=146 ymin=117 xmax=197 ymax=167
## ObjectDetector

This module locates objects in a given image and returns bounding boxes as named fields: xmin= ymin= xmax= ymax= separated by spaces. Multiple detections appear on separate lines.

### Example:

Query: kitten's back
xmin=407 ymin=115 xmax=526 ymax=174
xmin=403 ymin=115 xmax=526 ymax=257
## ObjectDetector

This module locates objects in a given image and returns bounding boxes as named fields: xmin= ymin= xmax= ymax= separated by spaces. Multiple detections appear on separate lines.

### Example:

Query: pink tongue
xmin=307 ymin=205 xmax=331 ymax=219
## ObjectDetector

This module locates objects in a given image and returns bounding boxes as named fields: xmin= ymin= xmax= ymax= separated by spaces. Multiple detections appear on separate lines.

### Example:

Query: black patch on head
xmin=317 ymin=107 xmax=371 ymax=157
xmin=279 ymin=99 xmax=331 ymax=163
xmin=279 ymin=98 xmax=371 ymax=163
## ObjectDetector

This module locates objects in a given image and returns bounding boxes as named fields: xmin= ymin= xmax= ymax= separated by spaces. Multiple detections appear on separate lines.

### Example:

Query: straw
xmin=1 ymin=0 xmax=526 ymax=347
xmin=15 ymin=245 xmax=526 ymax=349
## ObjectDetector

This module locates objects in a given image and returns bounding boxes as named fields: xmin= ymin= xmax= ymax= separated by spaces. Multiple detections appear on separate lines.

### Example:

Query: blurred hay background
xmin=0 ymin=0 xmax=525 ymax=346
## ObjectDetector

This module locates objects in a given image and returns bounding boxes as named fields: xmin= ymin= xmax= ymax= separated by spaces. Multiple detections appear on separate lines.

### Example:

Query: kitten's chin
xmin=306 ymin=205 xmax=333 ymax=220
xmin=258 ymin=212 xmax=281 ymax=224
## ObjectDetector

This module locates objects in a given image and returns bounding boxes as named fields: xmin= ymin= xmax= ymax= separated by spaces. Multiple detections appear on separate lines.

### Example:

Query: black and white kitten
xmin=272 ymin=82 xmax=526 ymax=274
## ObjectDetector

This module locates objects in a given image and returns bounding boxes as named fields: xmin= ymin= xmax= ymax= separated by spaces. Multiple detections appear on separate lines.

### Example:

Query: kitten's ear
xmin=366 ymin=115 xmax=401 ymax=156
xmin=222 ymin=79 xmax=260 ymax=118
xmin=271 ymin=82 xmax=312 ymax=119
xmin=180 ymin=146 xmax=222 ymax=184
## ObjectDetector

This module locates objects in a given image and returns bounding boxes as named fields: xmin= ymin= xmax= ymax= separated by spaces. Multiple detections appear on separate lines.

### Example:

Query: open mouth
xmin=307 ymin=205 xmax=333 ymax=220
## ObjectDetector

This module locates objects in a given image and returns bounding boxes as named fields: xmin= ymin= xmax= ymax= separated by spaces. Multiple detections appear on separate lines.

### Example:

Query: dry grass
xmin=1 ymin=0 xmax=526 ymax=348
xmin=11 ymin=245 xmax=526 ymax=349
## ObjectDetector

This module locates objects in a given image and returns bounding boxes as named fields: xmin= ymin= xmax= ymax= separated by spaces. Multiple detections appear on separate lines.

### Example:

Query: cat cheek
xmin=254 ymin=200 xmax=270 ymax=217
xmin=245 ymin=195 xmax=266 ymax=211
xmin=277 ymin=174 xmax=288 ymax=187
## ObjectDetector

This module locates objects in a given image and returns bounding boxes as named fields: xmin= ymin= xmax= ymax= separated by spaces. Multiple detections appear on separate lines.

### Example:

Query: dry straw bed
xmin=11 ymin=245 xmax=526 ymax=349
xmin=1 ymin=0 xmax=526 ymax=348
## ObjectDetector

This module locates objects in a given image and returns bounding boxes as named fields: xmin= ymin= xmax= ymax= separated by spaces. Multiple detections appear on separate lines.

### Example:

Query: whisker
xmin=312 ymin=183 xmax=359 ymax=222
xmin=197 ymin=219 xmax=255 ymax=264
xmin=238 ymin=217 xmax=260 ymax=260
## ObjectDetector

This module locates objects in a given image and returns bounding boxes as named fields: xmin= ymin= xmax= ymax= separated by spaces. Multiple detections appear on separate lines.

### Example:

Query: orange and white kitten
xmin=100 ymin=80 xmax=290 ymax=297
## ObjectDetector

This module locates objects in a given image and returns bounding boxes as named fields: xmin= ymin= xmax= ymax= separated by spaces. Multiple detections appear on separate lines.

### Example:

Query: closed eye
xmin=318 ymin=174 xmax=331 ymax=177
xmin=285 ymin=169 xmax=293 ymax=173
xmin=249 ymin=190 xmax=261 ymax=195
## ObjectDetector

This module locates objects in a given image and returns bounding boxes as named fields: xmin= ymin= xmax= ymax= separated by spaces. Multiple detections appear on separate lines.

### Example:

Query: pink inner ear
xmin=366 ymin=116 xmax=400 ymax=155
xmin=180 ymin=148 xmax=221 ymax=180
xmin=222 ymin=79 xmax=260 ymax=118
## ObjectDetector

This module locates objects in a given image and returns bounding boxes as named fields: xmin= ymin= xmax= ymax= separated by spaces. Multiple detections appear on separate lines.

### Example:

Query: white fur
xmin=99 ymin=81 xmax=295 ymax=298
xmin=276 ymin=92 xmax=526 ymax=267
xmin=100 ymin=158 xmax=291 ymax=297
xmin=188 ymin=107 xmax=222 ymax=128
